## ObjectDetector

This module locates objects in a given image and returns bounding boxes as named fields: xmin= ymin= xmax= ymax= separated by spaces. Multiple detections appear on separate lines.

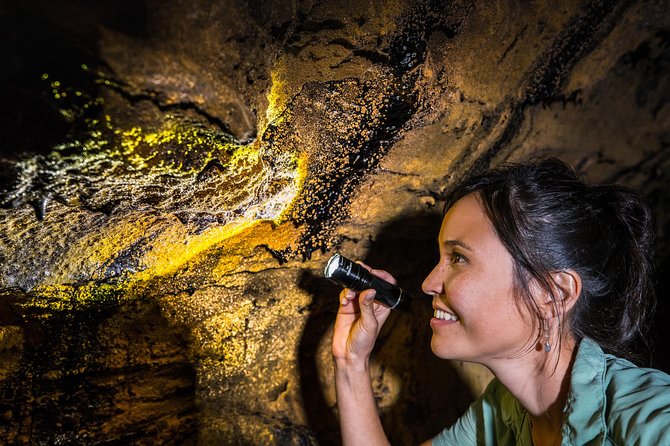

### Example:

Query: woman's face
xmin=422 ymin=193 xmax=536 ymax=366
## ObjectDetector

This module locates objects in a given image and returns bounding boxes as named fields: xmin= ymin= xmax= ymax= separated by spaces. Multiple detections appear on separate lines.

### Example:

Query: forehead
xmin=439 ymin=194 xmax=501 ymax=249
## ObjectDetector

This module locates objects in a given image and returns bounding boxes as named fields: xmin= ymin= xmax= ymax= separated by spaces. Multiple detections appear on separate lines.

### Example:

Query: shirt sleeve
xmin=430 ymin=397 xmax=480 ymax=446
xmin=430 ymin=379 xmax=523 ymax=446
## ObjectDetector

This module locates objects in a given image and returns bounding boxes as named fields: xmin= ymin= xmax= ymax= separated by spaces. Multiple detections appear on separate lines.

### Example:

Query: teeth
xmin=434 ymin=309 xmax=459 ymax=321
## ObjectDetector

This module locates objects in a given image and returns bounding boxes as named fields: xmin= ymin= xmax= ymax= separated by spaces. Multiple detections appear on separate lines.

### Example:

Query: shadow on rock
xmin=298 ymin=210 xmax=477 ymax=445
xmin=0 ymin=290 xmax=197 ymax=445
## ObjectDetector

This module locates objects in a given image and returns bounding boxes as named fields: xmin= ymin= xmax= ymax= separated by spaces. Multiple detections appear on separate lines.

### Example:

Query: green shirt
xmin=432 ymin=338 xmax=670 ymax=445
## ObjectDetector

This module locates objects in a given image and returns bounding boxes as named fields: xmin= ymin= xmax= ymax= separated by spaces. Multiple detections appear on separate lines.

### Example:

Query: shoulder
xmin=604 ymin=353 xmax=670 ymax=398
xmin=603 ymin=353 xmax=670 ymax=442
xmin=565 ymin=338 xmax=670 ymax=444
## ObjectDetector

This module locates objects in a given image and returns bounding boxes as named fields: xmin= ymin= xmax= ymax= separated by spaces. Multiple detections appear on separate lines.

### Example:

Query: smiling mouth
xmin=434 ymin=309 xmax=459 ymax=321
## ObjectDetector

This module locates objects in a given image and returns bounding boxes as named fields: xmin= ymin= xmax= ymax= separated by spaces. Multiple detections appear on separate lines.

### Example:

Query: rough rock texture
xmin=0 ymin=0 xmax=669 ymax=444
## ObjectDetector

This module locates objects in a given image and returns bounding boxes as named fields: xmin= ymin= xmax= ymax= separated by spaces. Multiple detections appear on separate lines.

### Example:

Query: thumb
xmin=358 ymin=289 xmax=378 ymax=321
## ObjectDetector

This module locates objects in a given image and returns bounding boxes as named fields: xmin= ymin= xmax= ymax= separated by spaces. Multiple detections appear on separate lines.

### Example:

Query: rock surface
xmin=0 ymin=0 xmax=669 ymax=444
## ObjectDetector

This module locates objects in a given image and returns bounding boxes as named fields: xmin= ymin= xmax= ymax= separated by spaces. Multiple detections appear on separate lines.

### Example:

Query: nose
xmin=422 ymin=262 xmax=444 ymax=297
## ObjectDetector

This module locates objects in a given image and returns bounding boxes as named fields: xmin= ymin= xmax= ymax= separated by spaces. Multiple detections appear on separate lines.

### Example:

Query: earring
xmin=543 ymin=319 xmax=551 ymax=353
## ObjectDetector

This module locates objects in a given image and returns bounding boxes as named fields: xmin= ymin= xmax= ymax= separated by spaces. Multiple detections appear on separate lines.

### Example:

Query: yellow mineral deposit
xmin=21 ymin=67 xmax=309 ymax=305
xmin=265 ymin=64 xmax=290 ymax=129
xmin=0 ymin=75 xmax=305 ymax=387
xmin=114 ymin=123 xmax=239 ymax=174
xmin=139 ymin=219 xmax=262 ymax=280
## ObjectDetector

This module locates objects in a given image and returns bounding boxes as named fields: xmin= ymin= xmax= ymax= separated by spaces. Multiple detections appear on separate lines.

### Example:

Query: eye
xmin=449 ymin=251 xmax=467 ymax=264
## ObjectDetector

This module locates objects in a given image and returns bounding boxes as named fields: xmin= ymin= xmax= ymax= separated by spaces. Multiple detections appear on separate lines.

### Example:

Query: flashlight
xmin=324 ymin=253 xmax=413 ymax=311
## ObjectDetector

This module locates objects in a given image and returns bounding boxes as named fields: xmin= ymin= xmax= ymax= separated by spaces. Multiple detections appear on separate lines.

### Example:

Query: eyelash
xmin=448 ymin=251 xmax=467 ymax=264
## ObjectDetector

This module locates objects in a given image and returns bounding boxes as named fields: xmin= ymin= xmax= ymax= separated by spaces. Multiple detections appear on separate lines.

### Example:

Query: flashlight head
xmin=324 ymin=253 xmax=413 ymax=310
xmin=324 ymin=253 xmax=372 ymax=291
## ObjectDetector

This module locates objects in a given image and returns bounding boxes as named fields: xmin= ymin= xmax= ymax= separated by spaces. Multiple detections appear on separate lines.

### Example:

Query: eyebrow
xmin=442 ymin=239 xmax=474 ymax=251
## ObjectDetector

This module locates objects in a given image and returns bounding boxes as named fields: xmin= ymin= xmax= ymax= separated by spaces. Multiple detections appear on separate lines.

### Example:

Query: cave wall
xmin=0 ymin=0 xmax=669 ymax=444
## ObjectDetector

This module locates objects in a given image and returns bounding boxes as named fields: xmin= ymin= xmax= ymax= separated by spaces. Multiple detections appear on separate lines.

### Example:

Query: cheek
xmin=448 ymin=272 xmax=516 ymax=315
xmin=445 ymin=273 xmax=478 ymax=308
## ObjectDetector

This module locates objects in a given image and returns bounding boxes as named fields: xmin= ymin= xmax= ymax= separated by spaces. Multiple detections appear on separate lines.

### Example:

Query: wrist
xmin=334 ymin=358 xmax=374 ymax=399
xmin=334 ymin=355 xmax=370 ymax=374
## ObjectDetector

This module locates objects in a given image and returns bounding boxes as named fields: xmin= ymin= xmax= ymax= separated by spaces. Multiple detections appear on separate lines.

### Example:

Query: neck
xmin=486 ymin=336 xmax=578 ymax=445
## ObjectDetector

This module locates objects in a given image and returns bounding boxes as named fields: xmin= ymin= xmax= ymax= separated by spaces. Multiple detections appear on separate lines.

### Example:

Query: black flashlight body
xmin=324 ymin=254 xmax=413 ymax=311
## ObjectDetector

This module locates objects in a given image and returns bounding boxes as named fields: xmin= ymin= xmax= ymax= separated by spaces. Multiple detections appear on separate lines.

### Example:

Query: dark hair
xmin=444 ymin=158 xmax=657 ymax=364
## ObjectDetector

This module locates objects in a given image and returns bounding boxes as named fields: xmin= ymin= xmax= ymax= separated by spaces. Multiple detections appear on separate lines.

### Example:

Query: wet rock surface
xmin=0 ymin=0 xmax=669 ymax=444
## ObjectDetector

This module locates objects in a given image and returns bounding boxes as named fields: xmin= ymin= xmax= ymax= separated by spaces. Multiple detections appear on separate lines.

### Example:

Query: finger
xmin=369 ymin=268 xmax=397 ymax=285
xmin=355 ymin=261 xmax=398 ymax=285
xmin=358 ymin=290 xmax=394 ymax=339
xmin=357 ymin=289 xmax=377 ymax=320
xmin=339 ymin=288 xmax=356 ymax=307
xmin=355 ymin=260 xmax=373 ymax=273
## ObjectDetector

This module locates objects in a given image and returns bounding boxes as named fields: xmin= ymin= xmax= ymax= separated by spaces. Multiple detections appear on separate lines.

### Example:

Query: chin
xmin=430 ymin=340 xmax=456 ymax=360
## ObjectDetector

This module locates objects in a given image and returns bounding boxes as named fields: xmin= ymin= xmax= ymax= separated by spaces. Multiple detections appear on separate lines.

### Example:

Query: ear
xmin=543 ymin=269 xmax=582 ymax=317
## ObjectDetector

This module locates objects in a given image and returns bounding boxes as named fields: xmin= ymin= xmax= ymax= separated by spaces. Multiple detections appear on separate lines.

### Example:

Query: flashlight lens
xmin=325 ymin=254 xmax=341 ymax=278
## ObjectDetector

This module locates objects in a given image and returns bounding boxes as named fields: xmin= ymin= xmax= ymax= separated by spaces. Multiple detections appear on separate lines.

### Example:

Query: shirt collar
xmin=561 ymin=337 xmax=608 ymax=445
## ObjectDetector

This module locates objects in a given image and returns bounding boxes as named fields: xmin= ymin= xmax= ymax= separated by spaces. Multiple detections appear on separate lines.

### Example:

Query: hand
xmin=332 ymin=262 xmax=395 ymax=370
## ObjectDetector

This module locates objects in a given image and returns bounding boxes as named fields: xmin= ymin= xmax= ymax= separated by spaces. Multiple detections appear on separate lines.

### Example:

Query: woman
xmin=332 ymin=158 xmax=670 ymax=445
